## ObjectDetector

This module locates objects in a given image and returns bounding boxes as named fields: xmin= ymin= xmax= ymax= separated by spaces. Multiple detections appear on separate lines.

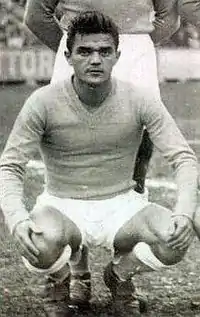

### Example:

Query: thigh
xmin=105 ymin=189 xmax=149 ymax=251
xmin=30 ymin=204 xmax=82 ymax=257
xmin=144 ymin=204 xmax=187 ymax=264
xmin=115 ymin=203 xmax=187 ymax=265
xmin=112 ymin=34 xmax=160 ymax=97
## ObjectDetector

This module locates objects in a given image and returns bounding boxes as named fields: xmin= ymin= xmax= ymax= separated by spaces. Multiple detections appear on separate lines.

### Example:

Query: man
xmin=22 ymin=0 xmax=200 ymax=193
xmin=178 ymin=0 xmax=200 ymax=28
xmin=0 ymin=11 xmax=199 ymax=317
xmin=23 ymin=0 xmax=181 ymax=195
xmin=23 ymin=0 xmax=200 ymax=192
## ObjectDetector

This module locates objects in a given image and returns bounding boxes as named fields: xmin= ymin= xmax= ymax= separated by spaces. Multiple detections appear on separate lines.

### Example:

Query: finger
xmin=167 ymin=227 xmax=191 ymax=247
xmin=17 ymin=239 xmax=39 ymax=264
xmin=173 ymin=236 xmax=193 ymax=251
xmin=22 ymin=249 xmax=39 ymax=265
xmin=19 ymin=233 xmax=40 ymax=257
xmin=168 ymin=228 xmax=193 ymax=249
xmin=25 ymin=235 xmax=40 ymax=256
xmin=168 ymin=221 xmax=176 ymax=236
xmin=168 ymin=229 xmax=191 ymax=247
xmin=178 ymin=233 xmax=195 ymax=251
xmin=167 ymin=224 xmax=191 ymax=242
xmin=29 ymin=221 xmax=43 ymax=234
xmin=167 ymin=221 xmax=182 ymax=241
xmin=171 ymin=233 xmax=193 ymax=250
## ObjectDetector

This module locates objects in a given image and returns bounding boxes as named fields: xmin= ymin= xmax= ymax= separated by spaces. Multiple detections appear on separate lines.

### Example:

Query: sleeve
xmin=151 ymin=0 xmax=181 ymax=45
xmin=178 ymin=0 xmax=200 ymax=28
xmin=139 ymin=91 xmax=198 ymax=219
xmin=24 ymin=0 xmax=63 ymax=52
xmin=0 ymin=92 xmax=46 ymax=234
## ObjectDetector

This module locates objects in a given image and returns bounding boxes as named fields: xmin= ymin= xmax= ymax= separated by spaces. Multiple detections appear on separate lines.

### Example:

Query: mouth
xmin=87 ymin=69 xmax=104 ymax=74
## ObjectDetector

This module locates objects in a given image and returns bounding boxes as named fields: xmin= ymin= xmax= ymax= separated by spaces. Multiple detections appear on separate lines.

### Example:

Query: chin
xmin=87 ymin=78 xmax=107 ymax=86
xmin=84 ymin=73 xmax=107 ymax=85
xmin=88 ymin=81 xmax=103 ymax=87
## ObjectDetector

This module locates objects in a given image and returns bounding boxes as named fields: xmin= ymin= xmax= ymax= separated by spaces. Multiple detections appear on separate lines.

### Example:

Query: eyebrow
xmin=77 ymin=46 xmax=113 ymax=50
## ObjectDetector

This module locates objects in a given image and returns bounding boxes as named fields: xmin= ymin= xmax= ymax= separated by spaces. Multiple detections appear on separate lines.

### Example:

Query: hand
xmin=167 ymin=215 xmax=194 ymax=251
xmin=13 ymin=219 xmax=43 ymax=265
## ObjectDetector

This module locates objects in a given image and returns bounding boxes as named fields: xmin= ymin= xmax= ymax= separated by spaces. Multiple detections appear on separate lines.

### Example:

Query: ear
xmin=64 ymin=50 xmax=73 ymax=65
xmin=116 ymin=50 xmax=121 ymax=61
xmin=113 ymin=50 xmax=121 ymax=66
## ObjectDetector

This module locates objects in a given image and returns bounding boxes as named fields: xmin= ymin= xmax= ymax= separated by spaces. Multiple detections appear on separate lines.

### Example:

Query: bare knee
xmin=114 ymin=203 xmax=187 ymax=265
xmin=114 ymin=229 xmax=138 ymax=255
xmin=29 ymin=205 xmax=82 ymax=268
xmin=151 ymin=242 xmax=187 ymax=266
xmin=113 ymin=205 xmax=154 ymax=255
xmin=143 ymin=204 xmax=187 ymax=265
xmin=113 ymin=203 xmax=160 ymax=255
xmin=30 ymin=232 xmax=61 ymax=268
xmin=113 ymin=213 xmax=145 ymax=255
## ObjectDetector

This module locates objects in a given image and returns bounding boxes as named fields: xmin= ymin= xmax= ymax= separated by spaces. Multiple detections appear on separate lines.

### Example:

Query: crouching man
xmin=0 ymin=11 xmax=199 ymax=317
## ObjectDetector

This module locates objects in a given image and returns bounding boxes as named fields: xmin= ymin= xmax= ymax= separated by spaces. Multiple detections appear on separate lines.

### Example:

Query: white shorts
xmin=51 ymin=33 xmax=160 ymax=97
xmin=34 ymin=189 xmax=149 ymax=250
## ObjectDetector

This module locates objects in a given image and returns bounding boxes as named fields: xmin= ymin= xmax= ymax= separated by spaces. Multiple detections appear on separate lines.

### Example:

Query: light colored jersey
xmin=24 ymin=0 xmax=180 ymax=51
xmin=0 ymin=78 xmax=198 ymax=233
xmin=178 ymin=0 xmax=200 ymax=27
xmin=59 ymin=0 xmax=154 ymax=34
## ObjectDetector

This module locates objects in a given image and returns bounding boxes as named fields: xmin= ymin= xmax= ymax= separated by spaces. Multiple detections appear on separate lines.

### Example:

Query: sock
xmin=22 ymin=244 xmax=71 ymax=282
xmin=112 ymin=242 xmax=164 ymax=280
xmin=69 ymin=245 xmax=90 ymax=276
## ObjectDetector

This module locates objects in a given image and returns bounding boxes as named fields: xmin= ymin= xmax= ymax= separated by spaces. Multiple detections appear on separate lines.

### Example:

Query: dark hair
xmin=66 ymin=10 xmax=119 ymax=53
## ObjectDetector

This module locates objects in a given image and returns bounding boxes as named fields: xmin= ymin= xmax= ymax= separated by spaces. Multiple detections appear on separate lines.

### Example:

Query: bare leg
xmin=69 ymin=245 xmax=89 ymax=275
xmin=69 ymin=245 xmax=91 ymax=306
xmin=29 ymin=205 xmax=92 ymax=308
xmin=22 ymin=205 xmax=84 ymax=316
xmin=112 ymin=203 xmax=188 ymax=278
xmin=27 ymin=205 xmax=82 ymax=279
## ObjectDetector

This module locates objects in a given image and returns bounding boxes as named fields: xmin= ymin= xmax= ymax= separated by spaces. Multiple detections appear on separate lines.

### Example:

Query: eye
xmin=99 ymin=48 xmax=112 ymax=57
xmin=78 ymin=48 xmax=91 ymax=56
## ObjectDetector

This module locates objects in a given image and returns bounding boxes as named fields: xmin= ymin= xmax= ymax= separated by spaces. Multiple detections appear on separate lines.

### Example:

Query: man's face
xmin=66 ymin=33 xmax=120 ymax=86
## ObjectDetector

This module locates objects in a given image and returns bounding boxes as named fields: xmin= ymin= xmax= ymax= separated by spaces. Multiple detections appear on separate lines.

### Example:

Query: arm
xmin=151 ymin=0 xmax=181 ymax=45
xmin=140 ymin=91 xmax=198 ymax=219
xmin=178 ymin=0 xmax=200 ymax=28
xmin=24 ymin=0 xmax=63 ymax=52
xmin=0 ymin=91 xmax=46 ymax=234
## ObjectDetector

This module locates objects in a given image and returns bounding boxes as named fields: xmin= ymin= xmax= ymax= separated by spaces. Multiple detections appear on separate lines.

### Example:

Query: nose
xmin=90 ymin=51 xmax=101 ymax=65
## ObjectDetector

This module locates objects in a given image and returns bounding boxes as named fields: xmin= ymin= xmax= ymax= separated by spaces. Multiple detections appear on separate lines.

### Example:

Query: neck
xmin=72 ymin=76 xmax=112 ymax=108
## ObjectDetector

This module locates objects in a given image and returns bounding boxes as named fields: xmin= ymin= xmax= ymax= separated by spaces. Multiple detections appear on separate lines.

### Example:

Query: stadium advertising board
xmin=0 ymin=48 xmax=55 ymax=81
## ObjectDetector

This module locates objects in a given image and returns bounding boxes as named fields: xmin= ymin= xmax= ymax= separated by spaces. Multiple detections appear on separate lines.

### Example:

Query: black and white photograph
xmin=0 ymin=1 xmax=200 ymax=316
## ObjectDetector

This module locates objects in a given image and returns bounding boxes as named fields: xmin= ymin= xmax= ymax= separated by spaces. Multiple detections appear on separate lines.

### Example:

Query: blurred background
xmin=0 ymin=0 xmax=39 ymax=48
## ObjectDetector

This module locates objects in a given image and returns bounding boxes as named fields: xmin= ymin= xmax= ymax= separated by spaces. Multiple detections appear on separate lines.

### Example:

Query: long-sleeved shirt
xmin=0 ymin=78 xmax=198 ymax=234
xmin=178 ymin=0 xmax=200 ymax=28
xmin=24 ymin=0 xmax=180 ymax=52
